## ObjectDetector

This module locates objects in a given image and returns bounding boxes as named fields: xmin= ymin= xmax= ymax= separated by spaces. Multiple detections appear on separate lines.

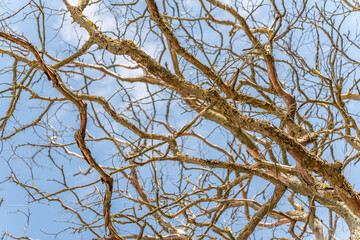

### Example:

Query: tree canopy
xmin=1 ymin=0 xmax=360 ymax=239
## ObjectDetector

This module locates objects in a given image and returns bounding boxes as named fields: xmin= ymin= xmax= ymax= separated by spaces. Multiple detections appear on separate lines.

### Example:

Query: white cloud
xmin=59 ymin=20 xmax=89 ymax=45
xmin=82 ymin=3 xmax=118 ymax=33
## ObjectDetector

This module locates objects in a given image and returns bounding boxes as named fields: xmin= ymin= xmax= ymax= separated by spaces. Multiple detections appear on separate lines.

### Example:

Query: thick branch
xmin=236 ymin=186 xmax=286 ymax=240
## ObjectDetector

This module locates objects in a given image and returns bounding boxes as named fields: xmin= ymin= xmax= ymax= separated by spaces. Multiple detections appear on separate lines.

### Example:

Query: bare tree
xmin=1 ymin=0 xmax=360 ymax=239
